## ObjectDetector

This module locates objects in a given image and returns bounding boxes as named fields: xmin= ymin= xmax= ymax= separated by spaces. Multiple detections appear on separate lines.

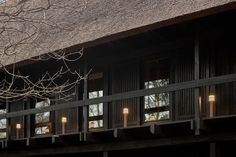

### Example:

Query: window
xmin=88 ymin=72 xmax=104 ymax=129
xmin=143 ymin=59 xmax=170 ymax=122
xmin=34 ymin=99 xmax=51 ymax=135
xmin=0 ymin=103 xmax=6 ymax=139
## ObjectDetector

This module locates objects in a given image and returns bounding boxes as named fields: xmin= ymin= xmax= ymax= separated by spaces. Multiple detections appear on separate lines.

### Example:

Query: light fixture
xmin=208 ymin=95 xmax=215 ymax=117
xmin=149 ymin=114 xmax=156 ymax=121
xmin=199 ymin=96 xmax=202 ymax=113
xmin=90 ymin=121 xmax=95 ymax=129
xmin=61 ymin=117 xmax=67 ymax=134
xmin=61 ymin=117 xmax=67 ymax=123
xmin=123 ymin=108 xmax=129 ymax=128
xmin=209 ymin=95 xmax=215 ymax=102
xmin=16 ymin=123 xmax=21 ymax=139
xmin=16 ymin=123 xmax=21 ymax=129
xmin=123 ymin=108 xmax=129 ymax=115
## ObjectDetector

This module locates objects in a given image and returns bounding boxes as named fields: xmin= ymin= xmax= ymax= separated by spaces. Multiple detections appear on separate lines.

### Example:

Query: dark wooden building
xmin=1 ymin=0 xmax=236 ymax=157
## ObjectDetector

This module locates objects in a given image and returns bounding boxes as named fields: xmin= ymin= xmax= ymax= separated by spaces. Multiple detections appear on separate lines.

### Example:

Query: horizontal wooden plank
xmin=1 ymin=73 xmax=236 ymax=119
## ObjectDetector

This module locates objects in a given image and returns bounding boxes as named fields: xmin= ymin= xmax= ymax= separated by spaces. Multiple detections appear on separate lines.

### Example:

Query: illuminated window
xmin=88 ymin=72 xmax=104 ymax=129
xmin=143 ymin=59 xmax=170 ymax=122
xmin=34 ymin=99 xmax=51 ymax=135
xmin=0 ymin=104 xmax=6 ymax=139
xmin=89 ymin=91 xmax=103 ymax=117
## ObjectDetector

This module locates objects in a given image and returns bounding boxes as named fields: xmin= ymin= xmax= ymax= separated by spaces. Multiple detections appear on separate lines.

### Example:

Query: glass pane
xmin=35 ymin=112 xmax=50 ymax=124
xmin=89 ymin=103 xmax=103 ymax=117
xmin=89 ymin=90 xmax=103 ymax=99
xmin=35 ymin=99 xmax=50 ymax=124
xmin=0 ymin=132 xmax=6 ymax=139
xmin=35 ymin=126 xmax=50 ymax=135
xmin=158 ymin=111 xmax=170 ymax=120
xmin=35 ymin=99 xmax=50 ymax=108
xmin=144 ymin=79 xmax=169 ymax=89
xmin=145 ymin=93 xmax=169 ymax=109
xmin=0 ymin=119 xmax=6 ymax=129
xmin=145 ymin=111 xmax=170 ymax=122
xmin=88 ymin=90 xmax=103 ymax=117
xmin=89 ymin=120 xmax=103 ymax=129
xmin=144 ymin=113 xmax=158 ymax=122
xmin=0 ymin=109 xmax=6 ymax=129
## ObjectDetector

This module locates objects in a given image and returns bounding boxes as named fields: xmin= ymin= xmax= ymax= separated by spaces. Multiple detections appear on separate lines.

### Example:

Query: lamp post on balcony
xmin=16 ymin=123 xmax=21 ymax=139
xmin=208 ymin=95 xmax=215 ymax=117
xmin=123 ymin=108 xmax=129 ymax=128
xmin=61 ymin=117 xmax=67 ymax=134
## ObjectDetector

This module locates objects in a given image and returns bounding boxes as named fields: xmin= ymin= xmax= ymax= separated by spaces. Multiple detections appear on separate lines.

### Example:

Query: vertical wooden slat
xmin=25 ymin=98 xmax=31 ymax=138
xmin=210 ymin=143 xmax=216 ymax=157
xmin=194 ymin=24 xmax=200 ymax=135
xmin=83 ymin=56 xmax=88 ymax=135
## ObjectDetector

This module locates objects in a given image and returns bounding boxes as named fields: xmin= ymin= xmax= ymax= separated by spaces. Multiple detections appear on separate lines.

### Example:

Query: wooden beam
xmin=0 ymin=135 xmax=211 ymax=157
xmin=1 ymin=73 xmax=236 ymax=120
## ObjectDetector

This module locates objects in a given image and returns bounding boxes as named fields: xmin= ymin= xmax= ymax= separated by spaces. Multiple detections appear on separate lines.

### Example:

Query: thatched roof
xmin=1 ymin=0 xmax=236 ymax=66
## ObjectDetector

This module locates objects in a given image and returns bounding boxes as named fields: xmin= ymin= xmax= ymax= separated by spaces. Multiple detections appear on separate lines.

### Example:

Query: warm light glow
xmin=149 ymin=115 xmax=156 ymax=121
xmin=208 ymin=95 xmax=215 ymax=102
xmin=16 ymin=123 xmax=21 ymax=129
xmin=123 ymin=108 xmax=129 ymax=114
xmin=61 ymin=117 xmax=67 ymax=123
xmin=90 ymin=121 xmax=95 ymax=129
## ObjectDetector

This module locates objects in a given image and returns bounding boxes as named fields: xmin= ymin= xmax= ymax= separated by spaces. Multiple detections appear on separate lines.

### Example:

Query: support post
xmin=210 ymin=142 xmax=216 ymax=157
xmin=194 ymin=23 xmax=201 ymax=135
xmin=83 ymin=54 xmax=88 ymax=140
xmin=103 ymin=151 xmax=108 ymax=157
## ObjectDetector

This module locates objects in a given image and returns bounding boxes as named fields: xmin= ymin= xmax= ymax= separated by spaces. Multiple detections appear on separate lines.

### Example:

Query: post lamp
xmin=149 ymin=114 xmax=156 ymax=121
xmin=123 ymin=108 xmax=129 ymax=128
xmin=61 ymin=117 xmax=67 ymax=134
xmin=199 ymin=96 xmax=202 ymax=113
xmin=16 ymin=123 xmax=21 ymax=139
xmin=208 ymin=95 xmax=215 ymax=117
xmin=90 ymin=121 xmax=95 ymax=129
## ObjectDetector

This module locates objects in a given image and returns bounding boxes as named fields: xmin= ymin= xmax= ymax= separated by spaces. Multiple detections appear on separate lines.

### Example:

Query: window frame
xmin=142 ymin=58 xmax=171 ymax=123
xmin=34 ymin=98 xmax=52 ymax=136
xmin=87 ymin=72 xmax=104 ymax=130
xmin=0 ymin=105 xmax=7 ymax=139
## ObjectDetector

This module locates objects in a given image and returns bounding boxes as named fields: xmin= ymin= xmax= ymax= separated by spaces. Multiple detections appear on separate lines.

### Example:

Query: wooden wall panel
xmin=55 ymin=87 xmax=79 ymax=134
xmin=215 ymin=52 xmax=236 ymax=116
xmin=112 ymin=62 xmax=139 ymax=127
xmin=9 ymin=100 xmax=24 ymax=139
xmin=55 ymin=108 xmax=78 ymax=134
xmin=174 ymin=59 xmax=195 ymax=120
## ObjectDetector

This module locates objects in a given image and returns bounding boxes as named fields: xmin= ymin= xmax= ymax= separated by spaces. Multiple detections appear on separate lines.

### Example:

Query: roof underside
xmin=1 ymin=0 xmax=236 ymax=66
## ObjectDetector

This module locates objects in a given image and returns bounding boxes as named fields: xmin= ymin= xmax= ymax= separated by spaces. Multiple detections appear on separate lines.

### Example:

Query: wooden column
xmin=194 ymin=24 xmax=201 ymax=135
xmin=209 ymin=143 xmax=216 ymax=157
xmin=75 ymin=84 xmax=80 ymax=132
xmin=83 ymin=54 xmax=88 ymax=140
xmin=103 ymin=151 xmax=108 ymax=157
xmin=103 ymin=68 xmax=109 ymax=129
xmin=25 ymin=98 xmax=31 ymax=138
xmin=5 ymin=99 xmax=9 ymax=148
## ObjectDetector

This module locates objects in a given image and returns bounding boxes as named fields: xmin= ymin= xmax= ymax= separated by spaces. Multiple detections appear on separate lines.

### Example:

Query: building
xmin=0 ymin=0 xmax=236 ymax=156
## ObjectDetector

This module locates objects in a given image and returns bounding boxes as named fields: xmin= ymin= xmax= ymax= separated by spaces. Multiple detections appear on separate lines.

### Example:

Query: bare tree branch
xmin=0 ymin=0 xmax=88 ymax=102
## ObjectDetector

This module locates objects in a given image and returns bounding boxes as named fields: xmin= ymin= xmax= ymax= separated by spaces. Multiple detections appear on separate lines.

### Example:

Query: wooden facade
xmin=0 ymin=9 xmax=236 ymax=157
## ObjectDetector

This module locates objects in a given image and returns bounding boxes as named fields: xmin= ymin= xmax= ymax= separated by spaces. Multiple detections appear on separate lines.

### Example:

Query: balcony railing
xmin=0 ymin=73 xmax=236 ymax=144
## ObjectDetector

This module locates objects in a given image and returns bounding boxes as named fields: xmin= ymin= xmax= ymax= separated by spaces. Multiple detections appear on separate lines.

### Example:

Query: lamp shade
xmin=123 ymin=108 xmax=129 ymax=114
xmin=208 ymin=95 xmax=215 ymax=102
xmin=16 ymin=123 xmax=21 ymax=129
xmin=61 ymin=117 xmax=67 ymax=123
